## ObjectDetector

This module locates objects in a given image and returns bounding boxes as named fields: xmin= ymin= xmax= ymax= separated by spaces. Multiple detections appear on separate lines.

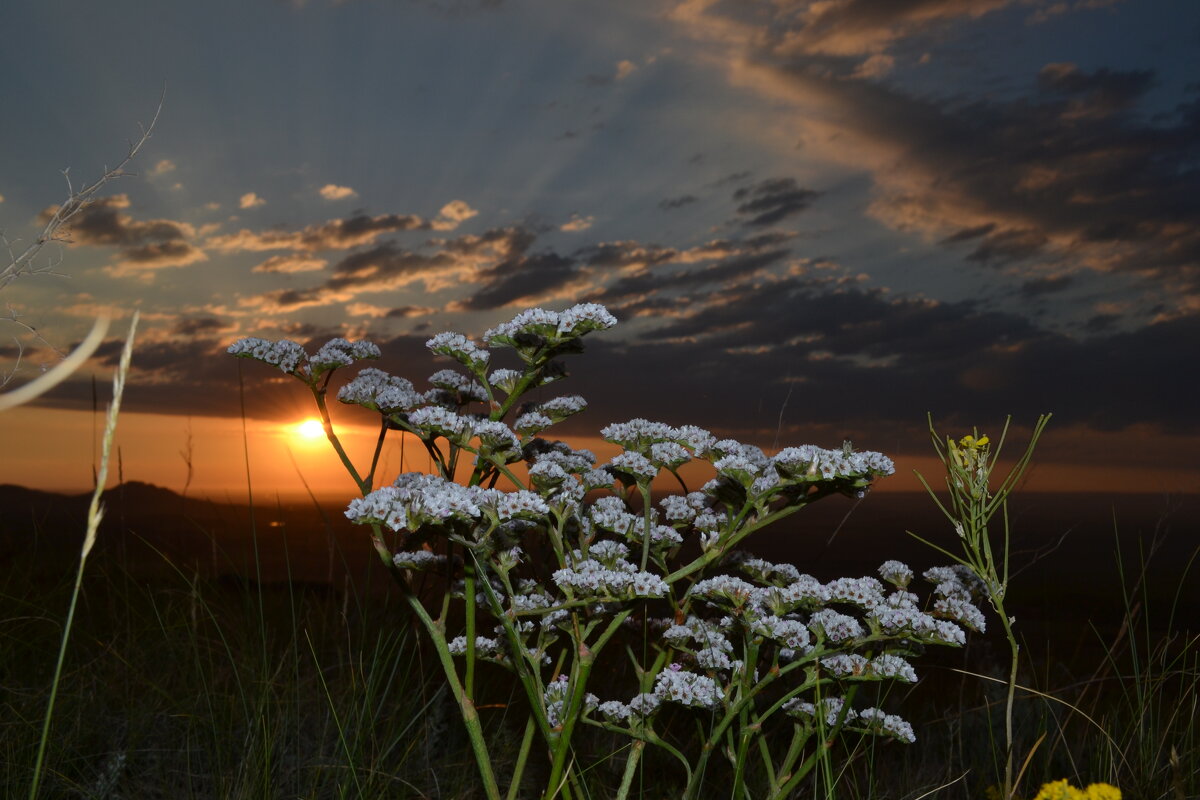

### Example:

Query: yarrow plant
xmin=229 ymin=303 xmax=988 ymax=800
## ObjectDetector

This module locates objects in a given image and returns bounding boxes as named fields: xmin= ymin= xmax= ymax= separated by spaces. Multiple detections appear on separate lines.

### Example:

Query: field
xmin=2 ymin=484 xmax=1195 ymax=799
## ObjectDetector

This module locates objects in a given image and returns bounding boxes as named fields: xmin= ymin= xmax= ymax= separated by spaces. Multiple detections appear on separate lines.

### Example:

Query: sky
xmin=1 ymin=0 xmax=1198 ymax=498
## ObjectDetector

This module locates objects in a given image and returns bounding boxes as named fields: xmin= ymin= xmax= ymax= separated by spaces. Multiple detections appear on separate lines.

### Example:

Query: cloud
xmin=668 ymin=4 xmax=1200 ymax=307
xmin=233 ymin=226 xmax=531 ymax=314
xmin=106 ymin=241 xmax=208 ymax=275
xmin=0 ymin=193 xmax=5 ymax=203
xmin=41 ymin=194 xmax=206 ymax=274
xmin=239 ymin=192 xmax=266 ymax=209
xmin=659 ymin=194 xmax=698 ymax=210
xmin=251 ymin=254 xmax=329 ymax=273
xmin=561 ymin=214 xmax=595 ymax=232
xmin=732 ymin=178 xmax=820 ymax=227
xmin=209 ymin=211 xmax=429 ymax=252
xmin=149 ymin=159 xmax=176 ymax=176
xmin=583 ymin=58 xmax=640 ymax=87
xmin=319 ymin=183 xmax=358 ymax=201
xmin=431 ymin=199 xmax=478 ymax=231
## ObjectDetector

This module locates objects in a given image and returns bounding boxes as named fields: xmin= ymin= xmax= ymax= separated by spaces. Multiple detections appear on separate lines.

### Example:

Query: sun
xmin=293 ymin=418 xmax=325 ymax=441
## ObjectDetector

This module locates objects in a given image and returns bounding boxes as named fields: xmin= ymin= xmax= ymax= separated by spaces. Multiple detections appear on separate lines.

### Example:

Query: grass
xmin=1 ymin=510 xmax=1195 ymax=800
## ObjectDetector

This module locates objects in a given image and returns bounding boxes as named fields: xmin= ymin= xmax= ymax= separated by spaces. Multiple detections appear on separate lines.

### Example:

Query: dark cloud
xmin=210 ymin=213 xmax=427 ymax=253
xmin=44 ymin=194 xmax=204 ymax=272
xmin=964 ymin=228 xmax=1050 ymax=266
xmin=1038 ymin=62 xmax=1156 ymax=118
xmin=659 ymin=194 xmax=698 ymax=210
xmin=453 ymin=252 xmax=579 ymax=310
xmin=732 ymin=178 xmax=820 ymax=227
xmin=173 ymin=316 xmax=226 ymax=336
xmin=1019 ymin=275 xmax=1074 ymax=298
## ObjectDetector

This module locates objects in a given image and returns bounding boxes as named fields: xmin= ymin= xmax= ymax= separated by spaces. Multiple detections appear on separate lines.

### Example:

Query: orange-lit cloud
xmin=319 ymin=183 xmax=358 ymax=201
xmin=239 ymin=192 xmax=266 ymax=209
xmin=252 ymin=254 xmax=329 ymax=273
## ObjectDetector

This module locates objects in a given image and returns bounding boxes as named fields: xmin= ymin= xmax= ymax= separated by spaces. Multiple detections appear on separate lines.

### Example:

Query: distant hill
xmin=0 ymin=481 xmax=374 ymax=584
xmin=1 ymin=482 xmax=1196 ymax=626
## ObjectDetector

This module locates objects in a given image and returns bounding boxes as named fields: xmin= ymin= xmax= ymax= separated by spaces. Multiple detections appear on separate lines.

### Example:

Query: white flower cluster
xmin=601 ymin=418 xmax=683 ymax=454
xmin=924 ymin=565 xmax=987 ymax=632
xmin=754 ymin=615 xmax=812 ymax=650
xmin=866 ymin=590 xmax=967 ymax=646
xmin=587 ymin=496 xmax=638 ymax=536
xmin=626 ymin=523 xmax=683 ymax=549
xmin=608 ymin=451 xmax=657 ymax=481
xmin=825 ymin=577 xmax=886 ymax=610
xmin=688 ymin=575 xmax=765 ymax=611
xmin=473 ymin=419 xmax=521 ymax=455
xmin=733 ymin=555 xmax=802 ymax=587
xmin=448 ymin=635 xmax=502 ymax=659
xmin=785 ymin=696 xmax=852 ymax=727
xmin=536 ymin=395 xmax=587 ymax=421
xmin=487 ymin=490 xmax=550 ymax=522
xmin=427 ymin=332 xmax=490 ymax=370
xmin=552 ymin=558 xmax=668 ymax=599
xmin=808 ymin=609 xmax=864 ymax=643
xmin=878 ymin=559 xmax=914 ymax=587
xmin=515 ymin=412 xmax=553 ymax=436
xmin=337 ymin=368 xmax=423 ymax=412
xmin=311 ymin=337 xmax=381 ymax=371
xmin=483 ymin=303 xmax=617 ymax=347
xmin=227 ymin=337 xmax=309 ymax=375
xmin=543 ymin=676 xmax=599 ymax=728
xmin=428 ymin=369 xmax=488 ymax=403
xmin=653 ymin=666 xmax=724 ymax=709
xmin=408 ymin=406 xmax=473 ymax=443
xmin=857 ymin=708 xmax=917 ymax=744
xmin=772 ymin=445 xmax=895 ymax=480
xmin=346 ymin=472 xmax=484 ymax=530
xmin=557 ymin=303 xmax=618 ymax=335
xmin=650 ymin=442 xmax=691 ymax=469
xmin=487 ymin=368 xmax=522 ymax=394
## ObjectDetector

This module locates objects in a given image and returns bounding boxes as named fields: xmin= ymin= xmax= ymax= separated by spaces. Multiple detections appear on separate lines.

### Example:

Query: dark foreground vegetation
xmin=1 ymin=484 xmax=1196 ymax=799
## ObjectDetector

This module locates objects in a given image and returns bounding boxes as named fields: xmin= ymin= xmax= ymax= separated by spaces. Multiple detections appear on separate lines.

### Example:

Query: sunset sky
xmin=1 ymin=0 xmax=1198 ymax=498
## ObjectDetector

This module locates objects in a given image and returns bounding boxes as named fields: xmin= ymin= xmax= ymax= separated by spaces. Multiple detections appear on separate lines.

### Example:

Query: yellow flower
xmin=958 ymin=433 xmax=990 ymax=450
xmin=1026 ymin=780 xmax=1121 ymax=800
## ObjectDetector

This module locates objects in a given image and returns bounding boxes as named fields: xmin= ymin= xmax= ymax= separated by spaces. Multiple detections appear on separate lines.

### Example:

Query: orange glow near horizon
xmin=1 ymin=407 xmax=1198 ymax=500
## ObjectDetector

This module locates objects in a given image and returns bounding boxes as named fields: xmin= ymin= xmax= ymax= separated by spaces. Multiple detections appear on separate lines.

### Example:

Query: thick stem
xmin=615 ymin=741 xmax=645 ymax=800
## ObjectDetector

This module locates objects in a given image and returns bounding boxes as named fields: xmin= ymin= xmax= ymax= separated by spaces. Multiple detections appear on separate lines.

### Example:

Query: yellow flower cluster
xmin=988 ymin=780 xmax=1122 ymax=800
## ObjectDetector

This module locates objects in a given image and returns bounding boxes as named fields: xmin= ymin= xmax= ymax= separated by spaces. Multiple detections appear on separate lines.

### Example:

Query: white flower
xmin=337 ymin=368 xmax=423 ymax=412
xmin=311 ymin=337 xmax=380 ymax=371
xmin=653 ymin=667 xmax=724 ymax=709
xmin=227 ymin=337 xmax=308 ymax=375
xmin=536 ymin=395 xmax=587 ymax=420
xmin=608 ymin=451 xmax=658 ymax=481
xmin=408 ymin=406 xmax=473 ymax=442
xmin=868 ymin=654 xmax=918 ymax=683
xmin=808 ymin=609 xmax=864 ymax=643
xmin=878 ymin=560 xmax=914 ymax=588
xmin=557 ymin=303 xmax=616 ymax=335
xmin=427 ymin=331 xmax=490 ymax=370
xmin=821 ymin=653 xmax=869 ymax=677
xmin=515 ymin=412 xmax=553 ymax=436
xmin=857 ymin=708 xmax=916 ymax=743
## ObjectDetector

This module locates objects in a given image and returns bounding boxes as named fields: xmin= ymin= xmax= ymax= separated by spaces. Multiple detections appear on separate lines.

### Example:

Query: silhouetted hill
xmin=1 ymin=482 xmax=1196 ymax=632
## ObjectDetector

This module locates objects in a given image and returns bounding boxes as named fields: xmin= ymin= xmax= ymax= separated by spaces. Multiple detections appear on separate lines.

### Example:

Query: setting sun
xmin=294 ymin=418 xmax=325 ymax=440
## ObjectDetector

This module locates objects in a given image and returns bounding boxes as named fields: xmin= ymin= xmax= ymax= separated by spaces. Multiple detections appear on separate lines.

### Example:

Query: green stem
xmin=507 ymin=716 xmax=538 ymax=800
xmin=313 ymin=386 xmax=368 ymax=493
xmin=615 ymin=741 xmax=645 ymax=800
